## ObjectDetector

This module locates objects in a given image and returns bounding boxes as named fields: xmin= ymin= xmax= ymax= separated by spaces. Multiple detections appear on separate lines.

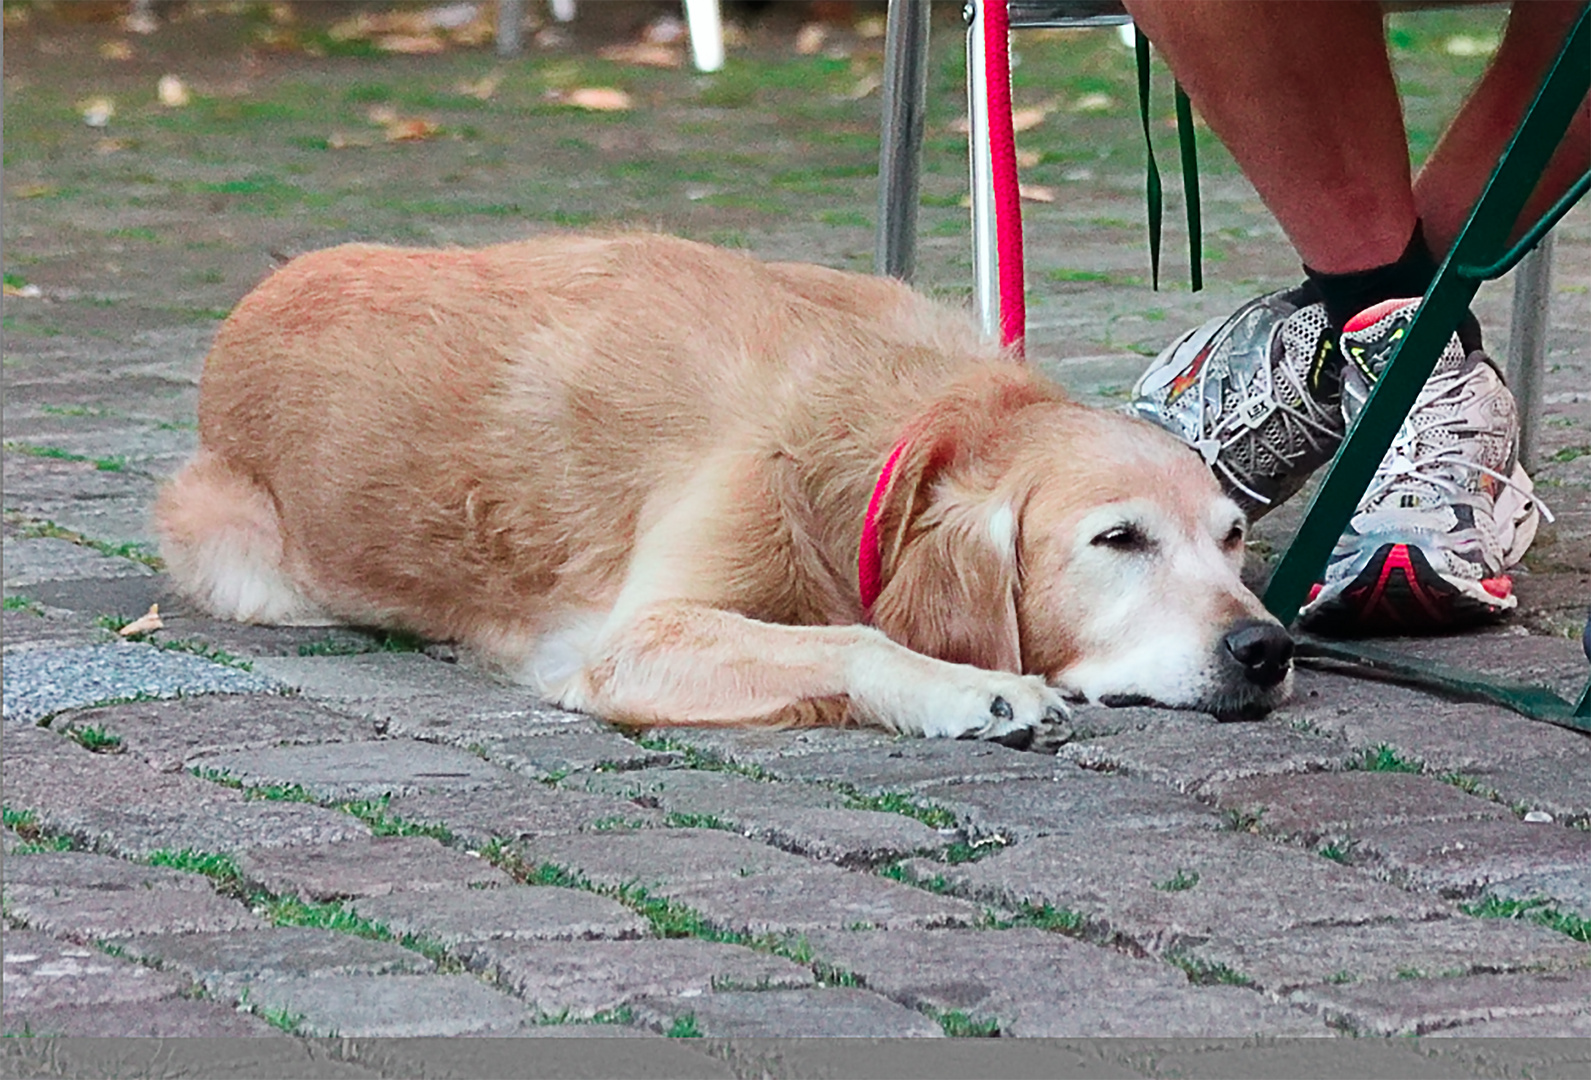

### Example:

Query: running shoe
xmin=1298 ymin=297 xmax=1549 ymax=634
xmin=1127 ymin=286 xmax=1346 ymax=519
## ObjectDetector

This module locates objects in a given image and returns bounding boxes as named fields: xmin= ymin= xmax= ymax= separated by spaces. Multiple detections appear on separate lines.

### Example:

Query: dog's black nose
xmin=1222 ymin=620 xmax=1293 ymax=688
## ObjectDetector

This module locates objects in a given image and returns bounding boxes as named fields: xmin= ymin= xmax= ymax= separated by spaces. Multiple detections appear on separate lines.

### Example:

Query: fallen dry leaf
xmin=157 ymin=74 xmax=190 ymax=108
xmin=643 ymin=14 xmax=686 ymax=45
xmin=795 ymin=23 xmax=827 ymax=55
xmin=99 ymin=40 xmax=134 ymax=61
xmin=1019 ymin=183 xmax=1057 ymax=203
xmin=384 ymin=118 xmax=440 ymax=142
xmin=378 ymin=33 xmax=446 ymax=55
xmin=454 ymin=72 xmax=502 ymax=100
xmin=13 ymin=183 xmax=57 ymax=199
xmin=119 ymin=604 xmax=163 ymax=637
xmin=597 ymin=42 xmax=682 ymax=68
xmin=3 ymin=282 xmax=42 ymax=298
xmin=560 ymin=87 xmax=633 ymax=112
xmin=1010 ymin=106 xmax=1050 ymax=132
xmin=95 ymin=136 xmax=135 ymax=155
xmin=326 ymin=131 xmax=374 ymax=150
xmin=846 ymin=73 xmax=881 ymax=100
xmin=79 ymin=97 xmax=115 ymax=128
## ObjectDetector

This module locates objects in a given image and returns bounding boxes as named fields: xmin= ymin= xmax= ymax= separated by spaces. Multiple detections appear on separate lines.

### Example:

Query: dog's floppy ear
xmin=868 ymin=371 xmax=1042 ymax=674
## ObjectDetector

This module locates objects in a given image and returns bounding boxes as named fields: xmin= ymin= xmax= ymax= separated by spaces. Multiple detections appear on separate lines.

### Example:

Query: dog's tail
xmin=153 ymin=452 xmax=329 ymax=625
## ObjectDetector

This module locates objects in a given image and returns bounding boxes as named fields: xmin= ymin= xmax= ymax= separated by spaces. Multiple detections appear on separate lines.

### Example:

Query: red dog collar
xmin=858 ymin=438 xmax=910 ymax=619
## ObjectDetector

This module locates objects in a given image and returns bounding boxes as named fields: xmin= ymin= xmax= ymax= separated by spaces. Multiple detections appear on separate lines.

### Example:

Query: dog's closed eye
xmin=1091 ymin=524 xmax=1152 ymax=553
xmin=1222 ymin=522 xmax=1246 ymax=550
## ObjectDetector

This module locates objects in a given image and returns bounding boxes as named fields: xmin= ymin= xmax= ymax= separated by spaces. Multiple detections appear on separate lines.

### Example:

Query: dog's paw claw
xmin=990 ymin=696 xmax=1013 ymax=721
xmin=1043 ymin=704 xmax=1070 ymax=724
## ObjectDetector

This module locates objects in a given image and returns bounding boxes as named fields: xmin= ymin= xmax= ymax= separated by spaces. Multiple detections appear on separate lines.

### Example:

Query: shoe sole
xmin=1300 ymin=542 xmax=1514 ymax=637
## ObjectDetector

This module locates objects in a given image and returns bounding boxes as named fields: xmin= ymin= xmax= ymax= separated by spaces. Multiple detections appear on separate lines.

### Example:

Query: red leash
xmin=984 ymin=0 xmax=1026 ymax=353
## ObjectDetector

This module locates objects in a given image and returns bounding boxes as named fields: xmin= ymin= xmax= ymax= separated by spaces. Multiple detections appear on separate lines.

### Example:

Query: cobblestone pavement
xmin=3 ymin=1 xmax=1589 ymax=1056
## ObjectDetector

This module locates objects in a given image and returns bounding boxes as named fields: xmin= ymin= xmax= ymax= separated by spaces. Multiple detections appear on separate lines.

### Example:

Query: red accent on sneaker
xmin=1342 ymin=297 xmax=1417 ymax=334
xmin=1308 ymin=583 xmax=1323 ymax=603
xmin=1481 ymin=576 xmax=1513 ymax=599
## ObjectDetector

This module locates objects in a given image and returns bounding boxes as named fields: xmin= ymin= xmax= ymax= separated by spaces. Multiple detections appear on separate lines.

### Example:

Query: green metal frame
xmin=1264 ymin=5 xmax=1591 ymax=726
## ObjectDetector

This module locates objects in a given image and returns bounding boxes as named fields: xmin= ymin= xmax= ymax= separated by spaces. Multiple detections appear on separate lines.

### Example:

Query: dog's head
xmin=869 ymin=372 xmax=1292 ymax=720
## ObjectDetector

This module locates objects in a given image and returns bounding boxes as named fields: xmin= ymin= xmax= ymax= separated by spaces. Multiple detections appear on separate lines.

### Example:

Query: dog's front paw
xmin=919 ymin=671 xmax=1069 ymax=744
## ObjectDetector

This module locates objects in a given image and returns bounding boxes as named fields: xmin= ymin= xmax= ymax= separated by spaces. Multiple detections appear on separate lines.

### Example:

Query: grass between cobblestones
xmin=1461 ymin=894 xmax=1591 ymax=944
xmin=1 ymin=806 xmax=78 ymax=853
xmin=3 ymin=595 xmax=44 ymax=615
xmin=628 ymin=732 xmax=968 ymax=835
xmin=2 ymin=510 xmax=164 ymax=570
xmin=187 ymin=768 xmax=456 ymax=843
xmin=2 ymin=441 xmax=130 ymax=473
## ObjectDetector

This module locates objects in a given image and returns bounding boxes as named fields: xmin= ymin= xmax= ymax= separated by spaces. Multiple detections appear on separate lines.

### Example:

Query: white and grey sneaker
xmin=1299 ymin=297 xmax=1550 ymax=634
xmin=1127 ymin=287 xmax=1346 ymax=519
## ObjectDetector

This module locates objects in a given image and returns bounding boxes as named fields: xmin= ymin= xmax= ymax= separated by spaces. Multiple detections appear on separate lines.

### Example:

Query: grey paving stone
xmin=1210 ymin=772 xmax=1510 ymax=844
xmin=463 ymin=1023 xmax=664 ymax=1038
xmin=1425 ymin=1012 xmax=1591 ymax=1037
xmin=1058 ymin=717 xmax=1354 ymax=797
xmin=250 ymin=652 xmax=521 ymax=702
xmin=239 ymin=974 xmax=530 ymax=1037
xmin=65 ymin=694 xmax=381 ymax=773
xmin=1 ymin=608 xmax=109 ymax=654
xmin=1491 ymin=866 xmax=1591 ymax=919
xmin=907 ymin=827 xmax=1447 ymax=956
xmin=731 ymin=806 xmax=949 ymax=867
xmin=1185 ymin=918 xmax=1591 ymax=995
xmin=664 ymin=867 xmax=985 ymax=934
xmin=2 ymin=998 xmax=286 ymax=1037
xmin=1 ymin=929 xmax=190 ymax=1012
xmin=5 ymin=885 xmax=264 ymax=941
xmin=477 ymin=730 xmax=677 ymax=781
xmin=917 ymin=771 xmax=1220 ymax=843
xmin=477 ymin=939 xmax=814 ymax=1018
xmin=327 ymin=689 xmax=598 ymax=746
xmin=2 ymin=643 xmax=278 ymax=724
xmin=1347 ymin=819 xmax=1591 ymax=899
xmin=350 ymin=887 xmax=649 ymax=947
xmin=115 ymin=928 xmax=434 ymax=992
xmin=1 ymin=724 xmax=370 ymax=855
xmin=1364 ymin=632 xmax=1590 ymax=703
xmin=653 ymin=726 xmax=1061 ymax=790
xmin=575 ymin=767 xmax=847 ymax=813
xmin=1286 ymin=669 xmax=1590 ymax=773
xmin=1453 ymin=757 xmax=1591 ymax=828
xmin=236 ymin=836 xmax=512 ymax=900
xmin=571 ymin=768 xmax=945 ymax=863
xmin=0 ymin=850 xmax=213 ymax=895
xmin=1002 ymin=984 xmax=1327 ymax=1037
xmin=199 ymin=739 xmax=515 ymax=800
xmin=10 ymin=574 xmax=169 ymax=625
xmin=799 ymin=928 xmax=1184 ymax=1019
xmin=518 ymin=828 xmax=815 ymax=890
xmin=2 ymin=538 xmax=153 ymax=588
xmin=43 ymin=800 xmax=374 ymax=860
xmin=630 ymin=987 xmax=945 ymax=1038
xmin=383 ymin=782 xmax=665 ymax=847
xmin=1292 ymin=969 xmax=1591 ymax=1036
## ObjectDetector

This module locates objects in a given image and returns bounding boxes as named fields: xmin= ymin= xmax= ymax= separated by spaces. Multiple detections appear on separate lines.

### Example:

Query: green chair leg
xmin=1264 ymin=6 xmax=1591 ymax=724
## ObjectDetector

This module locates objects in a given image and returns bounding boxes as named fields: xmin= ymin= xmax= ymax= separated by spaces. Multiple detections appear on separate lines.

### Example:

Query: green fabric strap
xmin=1136 ymin=32 xmax=1204 ymax=292
xmin=1175 ymin=82 xmax=1203 ymax=293
xmin=1135 ymin=31 xmax=1163 ymax=290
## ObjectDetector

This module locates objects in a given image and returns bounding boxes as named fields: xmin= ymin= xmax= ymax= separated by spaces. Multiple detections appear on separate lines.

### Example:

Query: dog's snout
xmin=1222 ymin=619 xmax=1293 ymax=688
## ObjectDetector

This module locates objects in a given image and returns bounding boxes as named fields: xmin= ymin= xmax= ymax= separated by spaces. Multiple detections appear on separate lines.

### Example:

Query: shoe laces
xmin=1357 ymin=368 xmax=1554 ymax=525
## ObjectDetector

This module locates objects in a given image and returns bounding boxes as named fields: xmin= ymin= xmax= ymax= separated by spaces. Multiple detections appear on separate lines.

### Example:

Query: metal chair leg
xmin=1505 ymin=232 xmax=1554 ymax=472
xmin=875 ymin=0 xmax=932 ymax=282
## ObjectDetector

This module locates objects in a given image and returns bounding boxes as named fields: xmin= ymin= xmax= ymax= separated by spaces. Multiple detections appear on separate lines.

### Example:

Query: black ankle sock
xmin=1302 ymin=222 xmax=1440 ymax=330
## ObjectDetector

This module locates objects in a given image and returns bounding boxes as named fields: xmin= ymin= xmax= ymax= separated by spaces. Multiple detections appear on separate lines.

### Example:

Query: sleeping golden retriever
xmin=155 ymin=233 xmax=1292 ymax=745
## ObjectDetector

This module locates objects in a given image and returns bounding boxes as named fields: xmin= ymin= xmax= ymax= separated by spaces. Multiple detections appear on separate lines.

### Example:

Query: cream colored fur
xmin=156 ymin=233 xmax=1290 ymax=739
